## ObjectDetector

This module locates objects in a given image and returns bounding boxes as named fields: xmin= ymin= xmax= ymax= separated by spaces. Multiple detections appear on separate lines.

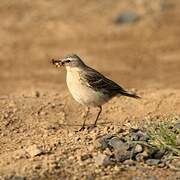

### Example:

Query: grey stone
xmin=138 ymin=132 xmax=149 ymax=141
xmin=108 ymin=137 xmax=130 ymax=162
xmin=130 ymin=131 xmax=149 ymax=141
xmin=114 ymin=149 xmax=131 ymax=162
xmin=109 ymin=137 xmax=128 ymax=151
xmin=114 ymin=11 xmax=140 ymax=25
xmin=146 ymin=159 xmax=160 ymax=165
xmin=153 ymin=150 xmax=165 ymax=159
xmin=98 ymin=134 xmax=113 ymax=150
xmin=130 ymin=133 xmax=139 ymax=141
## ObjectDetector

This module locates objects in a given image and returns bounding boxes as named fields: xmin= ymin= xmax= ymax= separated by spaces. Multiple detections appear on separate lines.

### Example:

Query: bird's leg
xmin=77 ymin=107 xmax=90 ymax=131
xmin=92 ymin=106 xmax=102 ymax=127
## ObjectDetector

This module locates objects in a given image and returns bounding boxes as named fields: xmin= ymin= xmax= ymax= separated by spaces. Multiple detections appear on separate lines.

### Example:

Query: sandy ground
xmin=0 ymin=0 xmax=180 ymax=179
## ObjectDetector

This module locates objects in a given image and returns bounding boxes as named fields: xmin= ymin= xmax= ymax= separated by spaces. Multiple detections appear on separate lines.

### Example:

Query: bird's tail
xmin=121 ymin=91 xmax=141 ymax=99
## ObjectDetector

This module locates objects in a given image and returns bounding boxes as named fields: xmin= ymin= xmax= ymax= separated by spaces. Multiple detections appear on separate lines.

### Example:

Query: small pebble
xmin=136 ymin=151 xmax=149 ymax=162
xmin=134 ymin=144 xmax=143 ymax=153
xmin=34 ymin=91 xmax=40 ymax=98
xmin=94 ymin=153 xmax=112 ymax=166
xmin=26 ymin=145 xmax=43 ymax=157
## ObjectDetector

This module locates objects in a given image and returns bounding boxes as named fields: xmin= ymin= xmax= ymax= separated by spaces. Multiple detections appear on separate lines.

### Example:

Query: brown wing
xmin=81 ymin=67 xmax=140 ymax=98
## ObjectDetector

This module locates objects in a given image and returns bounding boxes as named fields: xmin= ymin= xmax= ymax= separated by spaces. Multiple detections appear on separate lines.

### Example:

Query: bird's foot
xmin=75 ymin=124 xmax=97 ymax=132
xmin=87 ymin=124 xmax=97 ymax=131
xmin=76 ymin=125 xmax=86 ymax=132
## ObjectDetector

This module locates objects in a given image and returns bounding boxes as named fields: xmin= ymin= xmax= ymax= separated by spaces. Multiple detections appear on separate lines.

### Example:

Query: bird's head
xmin=52 ymin=54 xmax=85 ymax=69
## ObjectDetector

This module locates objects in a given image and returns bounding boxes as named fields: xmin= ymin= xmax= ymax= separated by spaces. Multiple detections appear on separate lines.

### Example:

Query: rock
xmin=130 ymin=133 xmax=139 ymax=141
xmin=114 ymin=11 xmax=140 ymax=25
xmin=108 ymin=137 xmax=130 ymax=162
xmin=34 ymin=91 xmax=40 ymax=98
xmin=146 ymin=159 xmax=160 ymax=166
xmin=158 ymin=162 xmax=166 ymax=168
xmin=130 ymin=130 xmax=149 ymax=141
xmin=134 ymin=144 xmax=143 ymax=153
xmin=138 ymin=132 xmax=149 ymax=141
xmin=114 ymin=149 xmax=131 ymax=162
xmin=26 ymin=145 xmax=43 ymax=157
xmin=103 ymin=148 xmax=113 ymax=157
xmin=97 ymin=134 xmax=113 ymax=150
xmin=108 ymin=137 xmax=128 ymax=150
xmin=153 ymin=150 xmax=165 ymax=159
xmin=136 ymin=151 xmax=149 ymax=162
xmin=94 ymin=153 xmax=112 ymax=166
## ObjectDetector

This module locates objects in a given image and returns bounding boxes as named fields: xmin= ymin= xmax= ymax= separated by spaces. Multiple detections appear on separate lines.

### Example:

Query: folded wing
xmin=81 ymin=67 xmax=140 ymax=99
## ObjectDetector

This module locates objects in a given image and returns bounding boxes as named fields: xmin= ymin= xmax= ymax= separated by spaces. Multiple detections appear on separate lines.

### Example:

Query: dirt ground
xmin=0 ymin=0 xmax=180 ymax=179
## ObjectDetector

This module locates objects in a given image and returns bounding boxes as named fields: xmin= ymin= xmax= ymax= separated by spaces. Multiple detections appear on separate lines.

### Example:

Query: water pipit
xmin=52 ymin=54 xmax=140 ymax=131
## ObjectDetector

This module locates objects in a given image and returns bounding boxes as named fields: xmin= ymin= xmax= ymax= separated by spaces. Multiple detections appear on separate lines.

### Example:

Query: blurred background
xmin=0 ymin=0 xmax=180 ymax=95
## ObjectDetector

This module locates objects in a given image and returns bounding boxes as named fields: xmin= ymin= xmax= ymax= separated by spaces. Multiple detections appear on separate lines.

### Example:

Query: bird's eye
xmin=65 ymin=60 xmax=71 ymax=63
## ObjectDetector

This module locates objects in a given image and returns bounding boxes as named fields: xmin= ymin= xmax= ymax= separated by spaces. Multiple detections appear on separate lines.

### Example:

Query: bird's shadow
xmin=57 ymin=121 xmax=112 ymax=128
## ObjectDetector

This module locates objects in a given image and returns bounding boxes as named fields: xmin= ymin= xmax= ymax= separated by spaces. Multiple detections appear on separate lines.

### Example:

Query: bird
xmin=52 ymin=54 xmax=140 ymax=131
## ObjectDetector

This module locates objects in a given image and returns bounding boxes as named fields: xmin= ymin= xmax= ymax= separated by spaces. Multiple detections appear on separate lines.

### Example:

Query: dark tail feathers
xmin=122 ymin=92 xmax=141 ymax=99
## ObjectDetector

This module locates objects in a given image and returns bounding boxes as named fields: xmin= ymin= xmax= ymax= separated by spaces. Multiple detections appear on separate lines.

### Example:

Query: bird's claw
xmin=76 ymin=126 xmax=86 ymax=132
xmin=75 ymin=124 xmax=97 ymax=132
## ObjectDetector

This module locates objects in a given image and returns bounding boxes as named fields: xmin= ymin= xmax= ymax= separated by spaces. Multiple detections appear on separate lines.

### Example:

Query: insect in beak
xmin=51 ymin=59 xmax=64 ymax=67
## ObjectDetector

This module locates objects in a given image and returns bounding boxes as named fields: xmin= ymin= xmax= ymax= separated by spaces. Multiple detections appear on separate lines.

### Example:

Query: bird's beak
xmin=51 ymin=59 xmax=65 ymax=67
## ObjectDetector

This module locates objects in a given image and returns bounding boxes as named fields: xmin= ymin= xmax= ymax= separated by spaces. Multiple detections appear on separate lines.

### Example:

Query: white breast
xmin=66 ymin=67 xmax=109 ymax=107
